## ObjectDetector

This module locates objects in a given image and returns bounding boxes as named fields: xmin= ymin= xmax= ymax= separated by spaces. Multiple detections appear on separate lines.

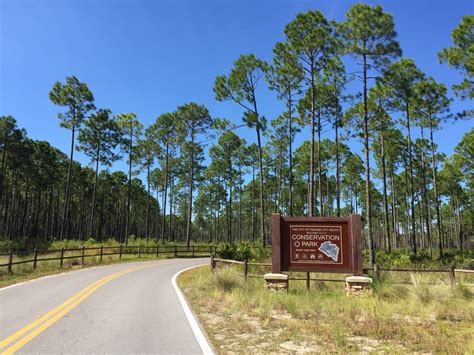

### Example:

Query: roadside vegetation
xmin=212 ymin=240 xmax=474 ymax=269
xmin=0 ymin=237 xmax=210 ymax=287
xmin=2 ymin=239 xmax=472 ymax=287
xmin=179 ymin=265 xmax=474 ymax=354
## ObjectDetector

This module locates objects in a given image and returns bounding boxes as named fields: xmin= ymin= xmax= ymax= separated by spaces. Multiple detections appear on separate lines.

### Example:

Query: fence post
xmin=81 ymin=246 xmax=86 ymax=266
xmin=210 ymin=254 xmax=215 ymax=273
xmin=192 ymin=245 xmax=195 ymax=257
xmin=449 ymin=265 xmax=456 ymax=288
xmin=138 ymin=245 xmax=141 ymax=258
xmin=60 ymin=247 xmax=65 ymax=268
xmin=100 ymin=245 xmax=103 ymax=262
xmin=8 ymin=250 xmax=13 ymax=274
xmin=33 ymin=248 xmax=38 ymax=270
xmin=174 ymin=245 xmax=178 ymax=257
xmin=156 ymin=245 xmax=159 ymax=258
xmin=374 ymin=263 xmax=380 ymax=279
xmin=119 ymin=245 xmax=123 ymax=260
xmin=306 ymin=272 xmax=310 ymax=290
xmin=244 ymin=258 xmax=248 ymax=281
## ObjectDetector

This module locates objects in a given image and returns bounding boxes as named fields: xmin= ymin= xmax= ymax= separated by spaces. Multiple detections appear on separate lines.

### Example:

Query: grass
xmin=214 ymin=266 xmax=243 ymax=292
xmin=178 ymin=265 xmax=474 ymax=354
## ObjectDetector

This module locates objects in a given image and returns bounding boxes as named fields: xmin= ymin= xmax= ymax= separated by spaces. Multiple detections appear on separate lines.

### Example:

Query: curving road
xmin=0 ymin=258 xmax=211 ymax=354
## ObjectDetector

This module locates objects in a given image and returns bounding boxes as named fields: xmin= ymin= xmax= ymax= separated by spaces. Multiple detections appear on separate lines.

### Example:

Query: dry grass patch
xmin=178 ymin=266 xmax=474 ymax=354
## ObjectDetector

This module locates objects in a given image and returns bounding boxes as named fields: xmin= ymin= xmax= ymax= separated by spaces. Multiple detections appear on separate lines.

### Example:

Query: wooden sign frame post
xmin=265 ymin=213 xmax=370 ymax=294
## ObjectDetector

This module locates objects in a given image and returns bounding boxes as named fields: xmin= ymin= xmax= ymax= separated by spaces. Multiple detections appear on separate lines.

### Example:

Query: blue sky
xmin=1 ymin=0 xmax=472 ymax=177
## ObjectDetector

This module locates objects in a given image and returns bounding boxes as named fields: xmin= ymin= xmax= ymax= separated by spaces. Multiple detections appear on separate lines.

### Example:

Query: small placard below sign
xmin=271 ymin=214 xmax=363 ymax=275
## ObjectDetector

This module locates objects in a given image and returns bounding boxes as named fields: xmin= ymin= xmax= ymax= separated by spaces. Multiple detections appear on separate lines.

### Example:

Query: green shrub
xmin=370 ymin=248 xmax=474 ymax=269
xmin=84 ymin=238 xmax=98 ymax=247
xmin=236 ymin=241 xmax=254 ymax=261
xmin=0 ymin=239 xmax=18 ymax=253
xmin=216 ymin=243 xmax=238 ymax=260
xmin=0 ymin=237 xmax=49 ymax=253
xmin=50 ymin=239 xmax=83 ymax=250
xmin=375 ymin=249 xmax=413 ymax=267
xmin=253 ymin=243 xmax=271 ymax=259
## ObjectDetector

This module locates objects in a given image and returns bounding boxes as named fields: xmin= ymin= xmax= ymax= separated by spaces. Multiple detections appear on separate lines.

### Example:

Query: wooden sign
xmin=271 ymin=214 xmax=363 ymax=275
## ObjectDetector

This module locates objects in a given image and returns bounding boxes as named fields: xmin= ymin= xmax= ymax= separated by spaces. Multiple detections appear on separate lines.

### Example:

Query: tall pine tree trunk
xmin=155 ymin=189 xmax=160 ymax=241
xmin=186 ymin=146 xmax=194 ymax=247
xmin=0 ymin=139 xmax=7 ymax=202
xmin=277 ymin=144 xmax=283 ymax=213
xmin=256 ymin=126 xmax=266 ymax=246
xmin=145 ymin=164 xmax=150 ymax=240
xmin=89 ymin=147 xmax=100 ymax=238
xmin=335 ymin=112 xmax=341 ymax=217
xmin=420 ymin=127 xmax=432 ymax=257
xmin=405 ymin=103 xmax=417 ymax=255
xmin=161 ymin=145 xmax=169 ymax=243
xmin=318 ymin=110 xmax=323 ymax=216
xmin=60 ymin=124 xmax=76 ymax=240
xmin=45 ymin=186 xmax=53 ymax=240
xmin=429 ymin=121 xmax=443 ymax=257
xmin=228 ymin=184 xmax=233 ymax=243
xmin=363 ymin=54 xmax=375 ymax=265
xmin=2 ymin=175 xmax=10 ymax=238
xmin=169 ymin=171 xmax=174 ymax=242
xmin=228 ymin=149 xmax=233 ymax=243
xmin=288 ymin=102 xmax=294 ymax=216
xmin=390 ymin=171 xmax=398 ymax=249
xmin=380 ymin=128 xmax=391 ymax=252
xmin=125 ymin=130 xmax=133 ymax=244
xmin=309 ymin=62 xmax=315 ymax=217
xmin=251 ymin=166 xmax=256 ymax=242
xmin=239 ymin=164 xmax=242 ymax=240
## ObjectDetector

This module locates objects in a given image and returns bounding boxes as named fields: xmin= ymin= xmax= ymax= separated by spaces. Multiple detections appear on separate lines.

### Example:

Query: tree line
xmin=1 ymin=5 xmax=472 ymax=263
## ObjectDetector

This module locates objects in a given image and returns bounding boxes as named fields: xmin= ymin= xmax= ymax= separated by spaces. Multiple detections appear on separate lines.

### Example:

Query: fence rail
xmin=1 ymin=245 xmax=214 ymax=274
xmin=211 ymin=257 xmax=473 ymax=289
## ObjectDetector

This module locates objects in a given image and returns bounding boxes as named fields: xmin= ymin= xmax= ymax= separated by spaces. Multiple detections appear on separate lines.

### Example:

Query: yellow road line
xmin=0 ymin=264 xmax=156 ymax=354
xmin=0 ymin=271 xmax=119 ymax=350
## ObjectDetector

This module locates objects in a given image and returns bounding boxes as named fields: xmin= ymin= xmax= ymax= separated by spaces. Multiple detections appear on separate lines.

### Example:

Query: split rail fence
xmin=211 ymin=256 xmax=474 ymax=289
xmin=0 ymin=245 xmax=214 ymax=274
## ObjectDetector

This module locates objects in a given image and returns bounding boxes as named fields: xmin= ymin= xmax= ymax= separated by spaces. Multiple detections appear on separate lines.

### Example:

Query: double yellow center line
xmin=0 ymin=264 xmax=157 ymax=354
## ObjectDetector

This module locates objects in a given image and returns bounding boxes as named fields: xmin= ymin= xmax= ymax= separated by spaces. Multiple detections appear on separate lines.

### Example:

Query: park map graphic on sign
xmin=319 ymin=241 xmax=340 ymax=261
xmin=290 ymin=225 xmax=343 ymax=264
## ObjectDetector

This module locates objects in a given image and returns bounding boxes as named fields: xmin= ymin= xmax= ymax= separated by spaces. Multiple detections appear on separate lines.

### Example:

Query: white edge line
xmin=172 ymin=264 xmax=215 ymax=355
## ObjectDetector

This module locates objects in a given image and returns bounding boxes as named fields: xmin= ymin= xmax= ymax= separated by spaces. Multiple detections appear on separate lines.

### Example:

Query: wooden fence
xmin=0 ymin=245 xmax=214 ymax=274
xmin=210 ymin=256 xmax=474 ymax=288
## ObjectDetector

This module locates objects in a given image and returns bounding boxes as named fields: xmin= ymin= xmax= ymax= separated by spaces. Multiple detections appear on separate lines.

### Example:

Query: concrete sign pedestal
xmin=264 ymin=273 xmax=289 ymax=293
xmin=345 ymin=275 xmax=373 ymax=296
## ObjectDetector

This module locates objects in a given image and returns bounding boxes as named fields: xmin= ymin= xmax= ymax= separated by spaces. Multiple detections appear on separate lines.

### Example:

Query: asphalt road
xmin=0 ymin=258 xmax=210 ymax=354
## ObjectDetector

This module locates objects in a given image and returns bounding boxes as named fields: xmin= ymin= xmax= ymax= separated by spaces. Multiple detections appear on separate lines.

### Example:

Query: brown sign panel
xmin=271 ymin=214 xmax=363 ymax=275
